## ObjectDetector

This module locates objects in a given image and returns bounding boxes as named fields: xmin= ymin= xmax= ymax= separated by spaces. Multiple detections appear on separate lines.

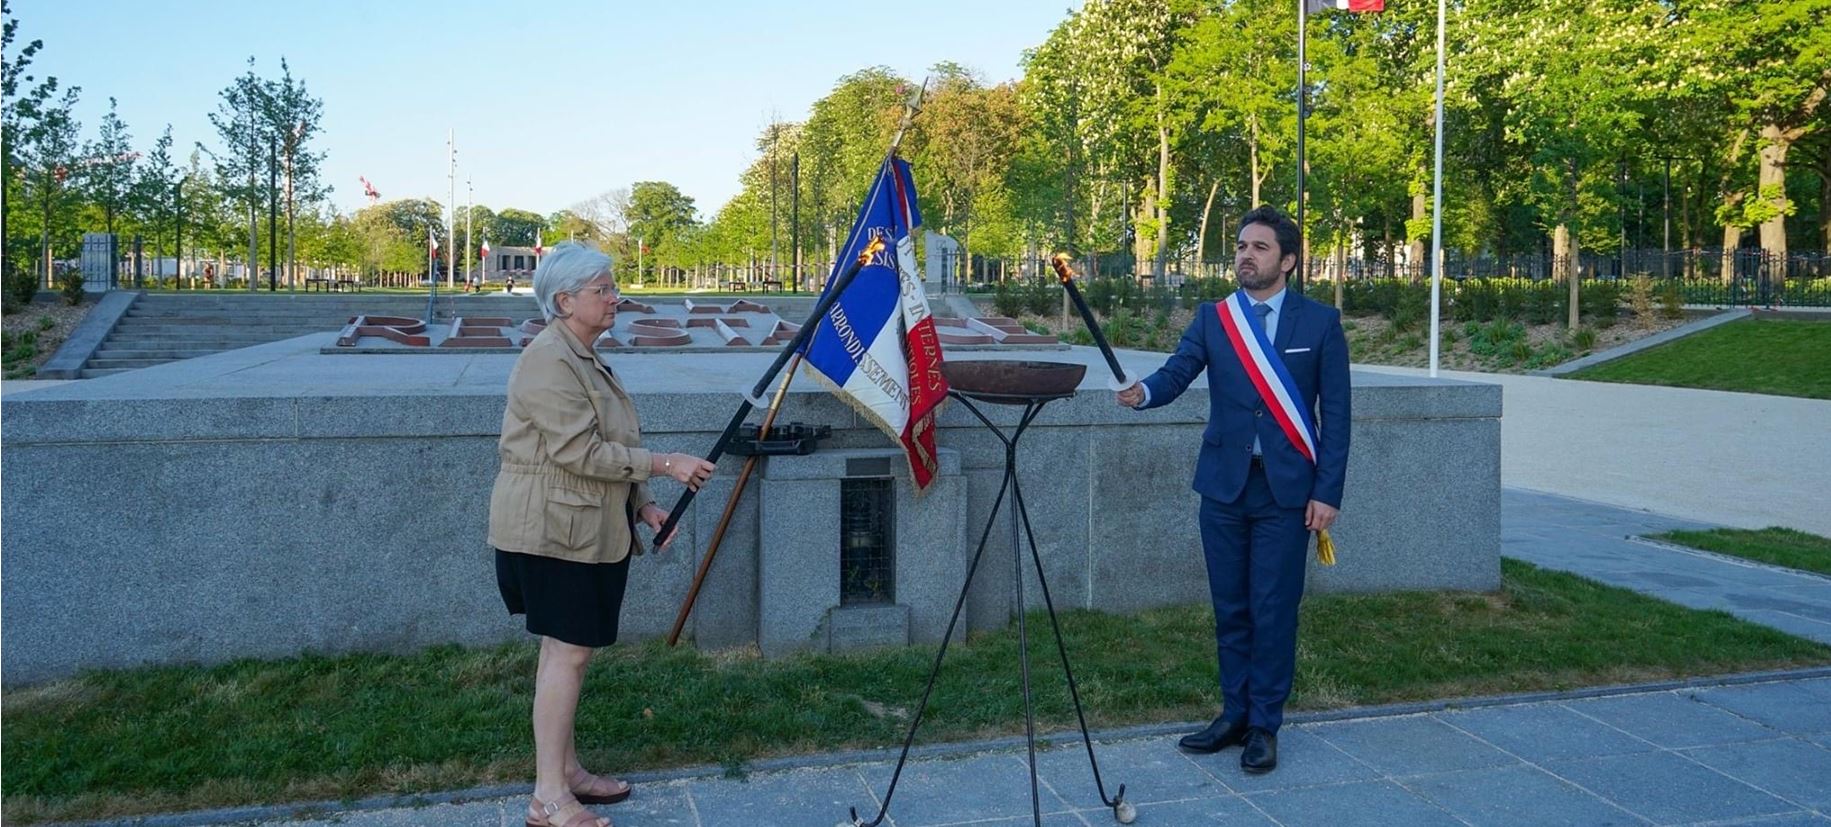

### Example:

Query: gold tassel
xmin=1315 ymin=530 xmax=1337 ymax=566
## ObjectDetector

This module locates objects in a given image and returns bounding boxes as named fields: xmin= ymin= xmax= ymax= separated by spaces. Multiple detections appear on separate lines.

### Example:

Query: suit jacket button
xmin=1255 ymin=409 xmax=1264 ymax=417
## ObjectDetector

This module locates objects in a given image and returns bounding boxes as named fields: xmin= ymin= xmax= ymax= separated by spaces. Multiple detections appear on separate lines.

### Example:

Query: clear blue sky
xmin=12 ymin=0 xmax=1072 ymax=220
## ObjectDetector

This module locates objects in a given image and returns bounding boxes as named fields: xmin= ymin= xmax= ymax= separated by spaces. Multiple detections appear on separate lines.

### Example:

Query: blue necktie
xmin=1252 ymin=302 xmax=1271 ymax=457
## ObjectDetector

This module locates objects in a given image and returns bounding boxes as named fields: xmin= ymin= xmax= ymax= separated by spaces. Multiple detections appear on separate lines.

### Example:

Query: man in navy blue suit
xmin=1117 ymin=206 xmax=1350 ymax=773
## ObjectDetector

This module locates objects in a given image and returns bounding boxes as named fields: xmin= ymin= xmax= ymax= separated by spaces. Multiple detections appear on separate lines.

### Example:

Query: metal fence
xmin=937 ymin=248 xmax=1831 ymax=308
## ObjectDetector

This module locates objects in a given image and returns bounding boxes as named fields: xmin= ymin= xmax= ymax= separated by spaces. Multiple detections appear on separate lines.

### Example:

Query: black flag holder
xmin=846 ymin=365 xmax=1134 ymax=827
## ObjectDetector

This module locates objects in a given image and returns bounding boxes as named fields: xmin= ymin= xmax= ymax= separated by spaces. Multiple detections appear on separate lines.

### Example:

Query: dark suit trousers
xmin=1198 ymin=463 xmax=1310 ymax=732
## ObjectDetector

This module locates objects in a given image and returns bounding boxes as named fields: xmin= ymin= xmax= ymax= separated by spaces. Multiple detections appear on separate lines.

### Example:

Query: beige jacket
xmin=488 ymin=322 xmax=656 ymax=564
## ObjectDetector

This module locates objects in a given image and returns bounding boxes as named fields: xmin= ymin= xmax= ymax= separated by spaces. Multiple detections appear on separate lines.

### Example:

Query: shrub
xmin=1469 ymin=319 xmax=1526 ymax=360
xmin=992 ymin=281 xmax=1024 ymax=318
xmin=1023 ymin=281 xmax=1059 ymax=317
xmin=1582 ymin=279 xmax=1622 ymax=324
xmin=37 ymin=314 xmax=55 ymax=331
xmin=1627 ymin=275 xmax=1656 ymax=328
xmin=1388 ymin=282 xmax=1431 ymax=333
xmin=1572 ymin=326 xmax=1598 ymax=351
xmin=1453 ymin=278 xmax=1498 ymax=323
xmin=4 ymin=263 xmax=38 ymax=314
xmin=57 ymin=272 xmax=85 ymax=306
xmin=1523 ymin=280 xmax=1561 ymax=325
xmin=1496 ymin=279 xmax=1528 ymax=320
xmin=1658 ymin=279 xmax=1686 ymax=320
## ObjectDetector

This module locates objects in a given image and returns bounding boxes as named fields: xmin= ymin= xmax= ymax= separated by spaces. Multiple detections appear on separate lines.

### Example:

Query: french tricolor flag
xmin=799 ymin=156 xmax=948 ymax=491
xmin=1306 ymin=0 xmax=1384 ymax=10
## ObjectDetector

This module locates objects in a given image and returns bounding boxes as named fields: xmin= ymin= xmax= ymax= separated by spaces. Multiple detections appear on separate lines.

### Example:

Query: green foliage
xmin=1387 ymin=281 xmax=1431 ymax=333
xmin=1022 ymin=280 xmax=1059 ymax=317
xmin=991 ymin=281 xmax=1025 ymax=318
xmin=1572 ymin=326 xmax=1598 ymax=351
xmin=1628 ymin=275 xmax=1657 ymax=327
xmin=56 ymin=271 xmax=82 ymax=305
xmin=1659 ymin=279 xmax=1687 ymax=319
xmin=1580 ymin=278 xmax=1621 ymax=325
xmin=4 ymin=261 xmax=38 ymax=313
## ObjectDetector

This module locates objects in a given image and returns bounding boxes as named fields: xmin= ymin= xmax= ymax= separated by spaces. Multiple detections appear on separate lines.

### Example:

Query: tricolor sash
xmin=1215 ymin=292 xmax=1319 ymax=464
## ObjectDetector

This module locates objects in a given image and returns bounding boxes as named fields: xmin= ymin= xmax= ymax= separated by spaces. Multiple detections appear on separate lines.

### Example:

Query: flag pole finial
xmin=888 ymin=78 xmax=928 ymax=155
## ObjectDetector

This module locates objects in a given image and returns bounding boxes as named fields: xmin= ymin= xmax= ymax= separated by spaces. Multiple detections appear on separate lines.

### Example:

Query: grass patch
xmin=1652 ymin=527 xmax=1831 ymax=577
xmin=1568 ymin=318 xmax=1831 ymax=399
xmin=5 ymin=558 xmax=1827 ymax=823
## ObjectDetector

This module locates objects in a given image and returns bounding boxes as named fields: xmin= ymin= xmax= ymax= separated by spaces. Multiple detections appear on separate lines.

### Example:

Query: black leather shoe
xmin=1241 ymin=727 xmax=1278 ymax=774
xmin=1177 ymin=716 xmax=1250 ymax=754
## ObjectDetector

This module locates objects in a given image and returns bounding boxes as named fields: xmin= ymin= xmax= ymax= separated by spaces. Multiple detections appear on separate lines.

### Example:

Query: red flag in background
xmin=1306 ymin=0 xmax=1384 ymax=10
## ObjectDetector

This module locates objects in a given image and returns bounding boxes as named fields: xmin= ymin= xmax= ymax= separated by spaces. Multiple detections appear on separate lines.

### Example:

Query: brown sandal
xmin=526 ymin=796 xmax=609 ymax=827
xmin=569 ymin=767 xmax=632 ymax=804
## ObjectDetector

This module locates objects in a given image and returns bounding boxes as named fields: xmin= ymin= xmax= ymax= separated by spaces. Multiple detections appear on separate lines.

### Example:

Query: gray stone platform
xmin=1 ymin=334 xmax=1500 ymax=684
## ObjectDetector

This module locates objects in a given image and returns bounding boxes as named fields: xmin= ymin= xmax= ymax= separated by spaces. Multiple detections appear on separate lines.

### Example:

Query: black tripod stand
xmin=846 ymin=385 xmax=1135 ymax=826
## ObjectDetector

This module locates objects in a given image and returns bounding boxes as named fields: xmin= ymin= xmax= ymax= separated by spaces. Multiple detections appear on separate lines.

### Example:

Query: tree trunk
xmin=1756 ymin=124 xmax=1792 ymax=265
xmin=1720 ymin=219 xmax=1743 ymax=286
xmin=1196 ymin=178 xmax=1220 ymax=269
xmin=1408 ymin=190 xmax=1427 ymax=284
xmin=1248 ymin=117 xmax=1264 ymax=207
xmin=1333 ymin=240 xmax=1346 ymax=308
xmin=1155 ymin=82 xmax=1170 ymax=280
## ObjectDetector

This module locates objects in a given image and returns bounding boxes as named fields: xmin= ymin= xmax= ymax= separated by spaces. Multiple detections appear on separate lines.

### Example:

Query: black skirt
xmin=495 ymin=549 xmax=631 ymax=648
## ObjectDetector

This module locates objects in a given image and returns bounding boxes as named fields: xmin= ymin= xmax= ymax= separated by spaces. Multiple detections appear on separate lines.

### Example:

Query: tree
xmin=81 ymin=96 xmax=138 ymax=245
xmin=207 ymin=57 xmax=273 ymax=289
xmin=626 ymin=181 xmax=698 ymax=277
xmin=495 ymin=208 xmax=546 ymax=248
xmin=262 ymin=58 xmax=327 ymax=288
xmin=17 ymin=82 xmax=82 ymax=285
xmin=134 ymin=124 xmax=180 ymax=273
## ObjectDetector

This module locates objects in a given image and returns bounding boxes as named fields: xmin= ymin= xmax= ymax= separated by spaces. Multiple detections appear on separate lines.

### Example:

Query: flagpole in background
xmin=1295 ymin=0 xmax=1308 ymax=290
xmin=1428 ymin=0 xmax=1448 ymax=377
xmin=446 ymin=130 xmax=458 ymax=290
xmin=464 ymin=176 xmax=474 ymax=289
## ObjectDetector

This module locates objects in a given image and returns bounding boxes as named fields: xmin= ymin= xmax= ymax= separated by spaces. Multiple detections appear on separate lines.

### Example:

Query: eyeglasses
xmin=573 ymin=284 xmax=620 ymax=301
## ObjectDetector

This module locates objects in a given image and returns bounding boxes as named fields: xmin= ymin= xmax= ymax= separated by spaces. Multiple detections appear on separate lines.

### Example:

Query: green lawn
xmin=1568 ymin=318 xmax=1831 ymax=399
xmin=1653 ymin=527 xmax=1831 ymax=577
xmin=4 ymin=558 xmax=1827 ymax=824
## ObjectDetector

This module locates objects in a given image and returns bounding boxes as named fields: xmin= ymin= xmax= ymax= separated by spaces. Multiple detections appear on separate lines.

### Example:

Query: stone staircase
xmin=80 ymin=292 xmax=542 ymax=378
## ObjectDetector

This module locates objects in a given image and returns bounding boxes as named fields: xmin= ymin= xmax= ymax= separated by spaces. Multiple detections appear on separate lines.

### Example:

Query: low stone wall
xmin=0 ymin=334 xmax=1501 ymax=685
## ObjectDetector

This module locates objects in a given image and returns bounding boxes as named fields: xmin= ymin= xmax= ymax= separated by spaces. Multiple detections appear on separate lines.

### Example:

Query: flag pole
xmin=663 ymin=83 xmax=926 ymax=645
xmin=1295 ymin=0 xmax=1308 ymax=290
xmin=1428 ymin=0 xmax=1447 ymax=377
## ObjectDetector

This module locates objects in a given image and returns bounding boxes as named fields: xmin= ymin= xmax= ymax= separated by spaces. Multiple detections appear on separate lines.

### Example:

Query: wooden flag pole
xmin=665 ymin=352 xmax=803 ymax=646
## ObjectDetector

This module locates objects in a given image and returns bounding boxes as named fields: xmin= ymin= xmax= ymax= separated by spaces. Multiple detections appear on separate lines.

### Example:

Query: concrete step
xmin=85 ymin=357 xmax=182 ymax=370
xmin=93 ymin=348 xmax=226 ymax=360
xmin=79 ymin=367 xmax=137 ymax=378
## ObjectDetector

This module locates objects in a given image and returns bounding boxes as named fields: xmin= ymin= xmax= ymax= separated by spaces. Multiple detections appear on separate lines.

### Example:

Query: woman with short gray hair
xmin=488 ymin=241 xmax=716 ymax=827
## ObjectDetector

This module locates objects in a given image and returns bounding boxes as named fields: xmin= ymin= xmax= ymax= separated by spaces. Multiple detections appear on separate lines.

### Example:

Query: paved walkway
xmin=205 ymin=670 xmax=1831 ymax=827
xmin=1504 ymin=488 xmax=1831 ymax=645
xmin=1353 ymin=365 xmax=1831 ymax=537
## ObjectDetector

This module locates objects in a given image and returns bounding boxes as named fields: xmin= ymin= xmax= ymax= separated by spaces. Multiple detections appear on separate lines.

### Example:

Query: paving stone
xmin=1564 ymin=692 xmax=1783 ymax=748
xmin=1311 ymin=715 xmax=1519 ymax=776
xmin=1437 ymin=703 xmax=1656 ymax=763
xmin=1678 ymin=737 xmax=1831 ymax=811
xmin=1402 ymin=765 xmax=1641 ymax=827
xmin=854 ymin=752 xmax=1076 ymax=826
xmin=1695 ymin=682 xmax=1831 ymax=735
xmin=1244 ymin=779 xmax=1466 ymax=827
xmin=1120 ymin=794 xmax=1279 ymax=825
xmin=1545 ymin=751 xmax=1795 ymax=824
xmin=688 ymin=765 xmax=878 ymax=827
